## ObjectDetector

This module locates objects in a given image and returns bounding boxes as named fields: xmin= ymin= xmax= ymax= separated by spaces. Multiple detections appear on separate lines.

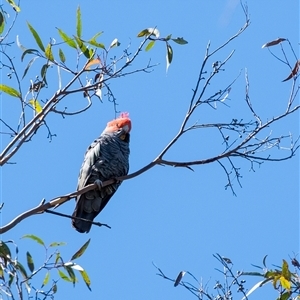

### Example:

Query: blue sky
xmin=0 ymin=1 xmax=299 ymax=299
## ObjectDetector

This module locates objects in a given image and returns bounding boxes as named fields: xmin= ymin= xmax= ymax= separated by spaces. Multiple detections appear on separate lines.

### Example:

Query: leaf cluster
xmin=0 ymin=235 xmax=91 ymax=298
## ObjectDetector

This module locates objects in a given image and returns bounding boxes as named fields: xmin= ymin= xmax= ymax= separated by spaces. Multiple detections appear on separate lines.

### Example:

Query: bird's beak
xmin=121 ymin=124 xmax=130 ymax=134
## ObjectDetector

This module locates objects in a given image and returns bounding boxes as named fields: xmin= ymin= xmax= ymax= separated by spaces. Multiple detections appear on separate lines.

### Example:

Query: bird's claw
xmin=95 ymin=179 xmax=103 ymax=190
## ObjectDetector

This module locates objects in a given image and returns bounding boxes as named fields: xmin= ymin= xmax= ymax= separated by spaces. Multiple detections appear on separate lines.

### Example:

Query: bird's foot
xmin=95 ymin=179 xmax=103 ymax=190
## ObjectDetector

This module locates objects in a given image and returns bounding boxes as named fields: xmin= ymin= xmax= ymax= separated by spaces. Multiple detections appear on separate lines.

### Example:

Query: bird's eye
xmin=119 ymin=134 xmax=126 ymax=140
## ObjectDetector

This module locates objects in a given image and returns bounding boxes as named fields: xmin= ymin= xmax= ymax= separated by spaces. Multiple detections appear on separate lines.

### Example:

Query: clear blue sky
xmin=0 ymin=1 xmax=299 ymax=299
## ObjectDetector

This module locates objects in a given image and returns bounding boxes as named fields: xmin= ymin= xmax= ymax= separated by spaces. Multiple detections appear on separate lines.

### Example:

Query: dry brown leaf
xmin=85 ymin=58 xmax=101 ymax=70
xmin=282 ymin=60 xmax=300 ymax=82
xmin=261 ymin=38 xmax=286 ymax=48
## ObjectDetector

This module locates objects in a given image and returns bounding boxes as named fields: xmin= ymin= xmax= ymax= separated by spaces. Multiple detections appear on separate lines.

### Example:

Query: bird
xmin=72 ymin=112 xmax=131 ymax=233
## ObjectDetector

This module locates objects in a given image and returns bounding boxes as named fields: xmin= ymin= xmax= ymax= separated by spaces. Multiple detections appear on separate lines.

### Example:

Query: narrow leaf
xmin=0 ymin=84 xmax=20 ymax=98
xmin=58 ymin=48 xmax=66 ymax=63
xmin=145 ymin=40 xmax=155 ymax=52
xmin=6 ymin=0 xmax=20 ymax=12
xmin=0 ymin=241 xmax=11 ymax=259
xmin=16 ymin=35 xmax=27 ymax=52
xmin=165 ymin=34 xmax=172 ymax=41
xmin=22 ymin=57 xmax=39 ymax=79
xmin=58 ymin=270 xmax=72 ymax=282
xmin=76 ymin=6 xmax=82 ymax=38
xmin=29 ymin=99 xmax=43 ymax=114
xmin=57 ymin=28 xmax=77 ymax=48
xmin=71 ymin=239 xmax=90 ymax=261
xmin=282 ymin=60 xmax=300 ymax=82
xmin=45 ymin=44 xmax=54 ymax=61
xmin=16 ymin=262 xmax=28 ymax=279
xmin=52 ymin=283 xmax=57 ymax=293
xmin=22 ymin=234 xmax=45 ymax=247
xmin=166 ymin=43 xmax=173 ymax=72
xmin=21 ymin=49 xmax=40 ymax=62
xmin=49 ymin=242 xmax=66 ymax=247
xmin=241 ymin=279 xmax=271 ymax=300
xmin=262 ymin=254 xmax=268 ymax=268
xmin=27 ymin=22 xmax=45 ymax=52
xmin=87 ymin=32 xmax=105 ymax=49
xmin=0 ymin=12 xmax=5 ymax=35
xmin=279 ymin=291 xmax=291 ymax=300
xmin=174 ymin=271 xmax=186 ymax=287
xmin=41 ymin=272 xmax=50 ymax=287
xmin=280 ymin=276 xmax=291 ymax=291
xmin=137 ymin=28 xmax=159 ymax=38
xmin=172 ymin=37 xmax=188 ymax=45
xmin=80 ymin=270 xmax=91 ymax=291
xmin=74 ymin=36 xmax=91 ymax=58
xmin=262 ymin=38 xmax=286 ymax=48
xmin=85 ymin=58 xmax=101 ymax=70
xmin=55 ymin=252 xmax=62 ymax=265
xmin=64 ymin=265 xmax=77 ymax=285
xmin=40 ymin=64 xmax=49 ymax=85
xmin=26 ymin=251 xmax=34 ymax=272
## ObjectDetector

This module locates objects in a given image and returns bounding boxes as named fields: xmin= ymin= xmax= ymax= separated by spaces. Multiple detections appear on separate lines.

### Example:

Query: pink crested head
xmin=105 ymin=111 xmax=132 ymax=133
xmin=119 ymin=112 xmax=129 ymax=119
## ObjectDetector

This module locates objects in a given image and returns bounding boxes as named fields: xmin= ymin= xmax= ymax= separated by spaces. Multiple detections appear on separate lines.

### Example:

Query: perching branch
xmin=0 ymin=1 xmax=299 ymax=235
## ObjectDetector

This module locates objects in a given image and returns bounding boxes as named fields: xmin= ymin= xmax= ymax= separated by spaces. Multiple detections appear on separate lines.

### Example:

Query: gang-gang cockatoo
xmin=72 ymin=112 xmax=131 ymax=233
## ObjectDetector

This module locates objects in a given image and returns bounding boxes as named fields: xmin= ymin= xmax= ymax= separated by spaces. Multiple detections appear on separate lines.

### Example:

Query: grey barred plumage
xmin=72 ymin=113 xmax=131 ymax=233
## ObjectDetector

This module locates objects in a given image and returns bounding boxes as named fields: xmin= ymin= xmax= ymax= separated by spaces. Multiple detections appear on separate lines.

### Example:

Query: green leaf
xmin=40 ymin=64 xmax=49 ymax=85
xmin=0 ymin=12 xmax=5 ymax=35
xmin=26 ymin=251 xmax=34 ymax=272
xmin=41 ymin=271 xmax=50 ymax=287
xmin=280 ymin=276 xmax=291 ymax=291
xmin=137 ymin=28 xmax=159 ymax=38
xmin=16 ymin=262 xmax=28 ymax=279
xmin=22 ymin=234 xmax=45 ymax=247
xmin=71 ymin=239 xmax=90 ymax=261
xmin=0 ymin=241 xmax=11 ymax=259
xmin=58 ymin=48 xmax=66 ymax=63
xmin=49 ymin=242 xmax=66 ymax=247
xmin=166 ymin=43 xmax=173 ymax=72
xmin=21 ymin=49 xmax=40 ymax=62
xmin=74 ymin=36 xmax=91 ymax=58
xmin=80 ymin=270 xmax=91 ymax=291
xmin=279 ymin=291 xmax=291 ymax=300
xmin=64 ymin=265 xmax=77 ymax=285
xmin=87 ymin=32 xmax=104 ymax=49
xmin=87 ymin=32 xmax=105 ymax=49
xmin=145 ymin=41 xmax=155 ymax=52
xmin=165 ymin=34 xmax=172 ymax=41
xmin=172 ymin=37 xmax=188 ymax=45
xmin=282 ymin=259 xmax=291 ymax=280
xmin=29 ymin=99 xmax=43 ymax=114
xmin=57 ymin=28 xmax=77 ymax=49
xmin=27 ymin=22 xmax=45 ymax=52
xmin=0 ymin=84 xmax=20 ymax=98
xmin=45 ymin=44 xmax=54 ymax=61
xmin=55 ymin=252 xmax=62 ymax=265
xmin=58 ymin=269 xmax=72 ymax=282
xmin=22 ymin=57 xmax=39 ymax=79
xmin=6 ymin=0 xmax=21 ymax=12
xmin=76 ymin=6 xmax=82 ymax=38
